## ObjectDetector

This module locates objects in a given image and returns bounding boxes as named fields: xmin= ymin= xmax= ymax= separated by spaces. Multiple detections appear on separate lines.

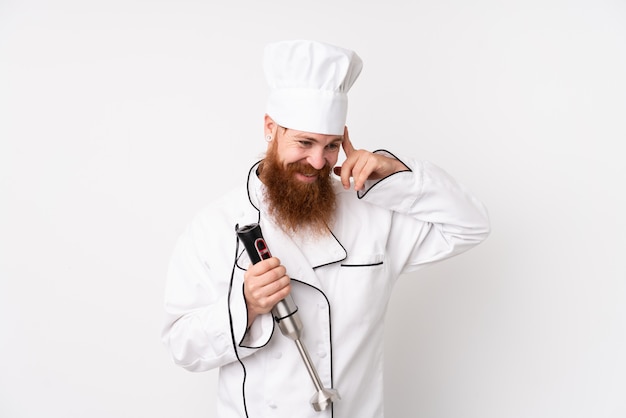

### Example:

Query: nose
xmin=307 ymin=149 xmax=326 ymax=170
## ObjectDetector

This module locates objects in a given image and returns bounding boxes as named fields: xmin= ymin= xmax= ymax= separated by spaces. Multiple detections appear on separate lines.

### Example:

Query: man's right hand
xmin=243 ymin=257 xmax=291 ymax=328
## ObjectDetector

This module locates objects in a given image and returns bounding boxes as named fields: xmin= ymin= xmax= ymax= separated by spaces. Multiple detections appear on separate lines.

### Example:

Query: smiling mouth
xmin=296 ymin=172 xmax=318 ymax=182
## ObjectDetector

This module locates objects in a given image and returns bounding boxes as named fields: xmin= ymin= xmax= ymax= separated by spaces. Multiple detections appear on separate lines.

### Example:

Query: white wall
xmin=1 ymin=1 xmax=624 ymax=417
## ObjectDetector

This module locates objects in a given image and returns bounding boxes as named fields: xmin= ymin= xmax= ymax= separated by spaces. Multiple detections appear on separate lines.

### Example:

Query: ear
xmin=264 ymin=114 xmax=278 ymax=137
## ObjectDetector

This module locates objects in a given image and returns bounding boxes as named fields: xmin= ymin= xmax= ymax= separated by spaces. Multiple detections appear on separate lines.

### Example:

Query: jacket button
xmin=318 ymin=350 xmax=327 ymax=358
xmin=273 ymin=351 xmax=282 ymax=359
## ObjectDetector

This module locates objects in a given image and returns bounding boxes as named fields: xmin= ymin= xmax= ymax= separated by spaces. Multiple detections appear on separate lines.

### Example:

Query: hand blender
xmin=236 ymin=223 xmax=340 ymax=411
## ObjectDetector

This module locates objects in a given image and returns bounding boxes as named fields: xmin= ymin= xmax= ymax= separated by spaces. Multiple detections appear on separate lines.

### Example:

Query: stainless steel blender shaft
xmin=272 ymin=296 xmax=340 ymax=411
xmin=295 ymin=339 xmax=341 ymax=411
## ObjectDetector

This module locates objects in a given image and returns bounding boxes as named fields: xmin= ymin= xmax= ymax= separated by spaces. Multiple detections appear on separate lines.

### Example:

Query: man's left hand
xmin=333 ymin=126 xmax=408 ymax=191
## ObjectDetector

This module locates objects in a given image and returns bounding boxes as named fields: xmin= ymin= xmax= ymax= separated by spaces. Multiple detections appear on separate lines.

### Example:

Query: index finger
xmin=247 ymin=256 xmax=281 ymax=276
xmin=341 ymin=126 xmax=356 ymax=157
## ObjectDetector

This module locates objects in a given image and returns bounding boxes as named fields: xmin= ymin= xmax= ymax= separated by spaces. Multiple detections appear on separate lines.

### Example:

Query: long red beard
xmin=259 ymin=144 xmax=336 ymax=236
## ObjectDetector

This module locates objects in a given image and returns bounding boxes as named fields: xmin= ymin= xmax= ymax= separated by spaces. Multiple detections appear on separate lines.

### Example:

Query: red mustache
xmin=287 ymin=162 xmax=332 ymax=177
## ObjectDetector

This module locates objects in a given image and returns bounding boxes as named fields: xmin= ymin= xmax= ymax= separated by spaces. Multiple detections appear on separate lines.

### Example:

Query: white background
xmin=1 ymin=0 xmax=625 ymax=417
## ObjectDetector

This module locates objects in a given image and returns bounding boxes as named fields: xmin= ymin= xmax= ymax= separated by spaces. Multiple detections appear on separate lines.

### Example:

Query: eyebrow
xmin=294 ymin=134 xmax=343 ymax=143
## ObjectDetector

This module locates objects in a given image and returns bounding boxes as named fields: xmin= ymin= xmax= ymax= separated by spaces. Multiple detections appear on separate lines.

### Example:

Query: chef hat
xmin=264 ymin=40 xmax=363 ymax=135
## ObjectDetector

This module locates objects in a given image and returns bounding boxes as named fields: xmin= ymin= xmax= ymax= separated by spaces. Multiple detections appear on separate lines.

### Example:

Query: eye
xmin=298 ymin=140 xmax=313 ymax=147
xmin=326 ymin=142 xmax=340 ymax=151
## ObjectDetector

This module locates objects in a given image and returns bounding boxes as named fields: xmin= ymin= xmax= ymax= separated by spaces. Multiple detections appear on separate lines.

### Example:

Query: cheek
xmin=277 ymin=146 xmax=306 ymax=166
xmin=326 ymin=151 xmax=340 ymax=167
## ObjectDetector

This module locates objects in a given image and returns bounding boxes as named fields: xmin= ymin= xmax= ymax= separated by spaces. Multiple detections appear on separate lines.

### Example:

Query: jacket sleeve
xmin=358 ymin=151 xmax=491 ymax=274
xmin=161 ymin=210 xmax=267 ymax=372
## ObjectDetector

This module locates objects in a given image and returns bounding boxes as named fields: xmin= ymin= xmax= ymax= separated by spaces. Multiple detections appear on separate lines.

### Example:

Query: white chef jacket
xmin=162 ymin=151 xmax=490 ymax=418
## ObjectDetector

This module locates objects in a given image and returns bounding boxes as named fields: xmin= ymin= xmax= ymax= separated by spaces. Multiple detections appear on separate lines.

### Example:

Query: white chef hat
xmin=263 ymin=40 xmax=363 ymax=135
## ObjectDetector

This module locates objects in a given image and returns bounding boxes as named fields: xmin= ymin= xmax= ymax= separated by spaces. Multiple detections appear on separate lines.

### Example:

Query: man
xmin=162 ymin=40 xmax=490 ymax=417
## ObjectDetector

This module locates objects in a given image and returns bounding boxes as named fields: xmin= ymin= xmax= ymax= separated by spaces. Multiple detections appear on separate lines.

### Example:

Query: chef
xmin=162 ymin=39 xmax=490 ymax=417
